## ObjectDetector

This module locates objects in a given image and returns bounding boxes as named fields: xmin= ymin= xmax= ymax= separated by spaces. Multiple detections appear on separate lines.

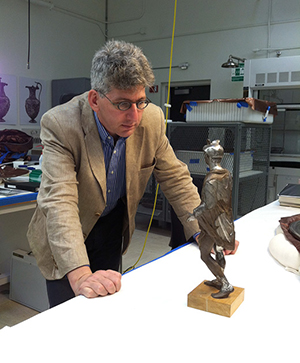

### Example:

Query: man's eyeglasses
xmin=97 ymin=90 xmax=151 ymax=111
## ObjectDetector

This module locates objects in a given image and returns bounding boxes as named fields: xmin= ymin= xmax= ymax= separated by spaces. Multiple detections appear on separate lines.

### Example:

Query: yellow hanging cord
xmin=123 ymin=0 xmax=177 ymax=274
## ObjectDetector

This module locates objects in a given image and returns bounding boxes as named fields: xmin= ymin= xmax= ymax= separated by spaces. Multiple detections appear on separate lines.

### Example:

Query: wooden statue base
xmin=187 ymin=280 xmax=244 ymax=317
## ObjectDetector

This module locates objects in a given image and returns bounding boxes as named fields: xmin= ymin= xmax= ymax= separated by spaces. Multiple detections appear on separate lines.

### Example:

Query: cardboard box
xmin=176 ymin=150 xmax=253 ymax=174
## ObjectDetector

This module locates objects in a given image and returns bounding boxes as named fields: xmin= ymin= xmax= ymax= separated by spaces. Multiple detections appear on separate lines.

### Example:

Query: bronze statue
xmin=188 ymin=140 xmax=235 ymax=299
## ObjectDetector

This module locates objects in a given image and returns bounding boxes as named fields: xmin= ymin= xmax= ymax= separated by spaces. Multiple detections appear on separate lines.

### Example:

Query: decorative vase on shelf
xmin=0 ymin=77 xmax=10 ymax=122
xmin=25 ymin=81 xmax=42 ymax=123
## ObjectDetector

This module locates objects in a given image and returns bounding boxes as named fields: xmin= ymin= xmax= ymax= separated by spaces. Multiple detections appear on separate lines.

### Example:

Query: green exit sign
xmin=231 ymin=63 xmax=244 ymax=82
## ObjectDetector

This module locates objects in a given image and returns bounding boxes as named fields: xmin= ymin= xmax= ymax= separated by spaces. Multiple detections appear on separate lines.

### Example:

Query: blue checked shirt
xmin=94 ymin=112 xmax=126 ymax=217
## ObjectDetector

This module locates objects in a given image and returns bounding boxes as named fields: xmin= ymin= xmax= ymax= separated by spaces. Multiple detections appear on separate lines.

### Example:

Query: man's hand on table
xmin=224 ymin=240 xmax=239 ymax=255
xmin=67 ymin=265 xmax=122 ymax=298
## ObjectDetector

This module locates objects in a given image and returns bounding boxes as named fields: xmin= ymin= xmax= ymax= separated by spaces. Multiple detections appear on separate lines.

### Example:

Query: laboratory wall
xmin=0 ymin=0 xmax=299 ymax=119
xmin=0 ymin=0 xmax=105 ymax=109
xmin=106 ymin=0 xmax=300 ymax=105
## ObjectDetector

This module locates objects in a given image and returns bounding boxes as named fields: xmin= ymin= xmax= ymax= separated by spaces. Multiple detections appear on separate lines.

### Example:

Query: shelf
xmin=239 ymin=170 xmax=264 ymax=179
xmin=137 ymin=204 xmax=163 ymax=218
xmin=138 ymin=122 xmax=271 ymax=223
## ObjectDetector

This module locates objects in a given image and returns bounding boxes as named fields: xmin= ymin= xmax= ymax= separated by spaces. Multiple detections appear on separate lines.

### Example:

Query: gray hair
xmin=90 ymin=40 xmax=155 ymax=94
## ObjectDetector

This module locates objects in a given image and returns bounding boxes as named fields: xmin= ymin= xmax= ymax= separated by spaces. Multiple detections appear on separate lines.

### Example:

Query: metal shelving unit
xmin=137 ymin=174 xmax=165 ymax=222
xmin=137 ymin=121 xmax=272 ymax=223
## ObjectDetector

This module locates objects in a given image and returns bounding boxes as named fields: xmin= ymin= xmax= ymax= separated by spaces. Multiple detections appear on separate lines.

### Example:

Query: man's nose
xmin=126 ymin=103 xmax=139 ymax=118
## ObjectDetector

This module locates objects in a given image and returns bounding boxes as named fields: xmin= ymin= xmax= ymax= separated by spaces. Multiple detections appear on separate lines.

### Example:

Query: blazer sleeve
xmin=36 ymin=108 xmax=90 ymax=277
xmin=151 ymin=109 xmax=201 ymax=240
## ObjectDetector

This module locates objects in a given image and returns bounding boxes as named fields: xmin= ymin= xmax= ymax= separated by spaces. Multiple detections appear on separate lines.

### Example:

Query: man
xmin=27 ymin=40 xmax=203 ymax=307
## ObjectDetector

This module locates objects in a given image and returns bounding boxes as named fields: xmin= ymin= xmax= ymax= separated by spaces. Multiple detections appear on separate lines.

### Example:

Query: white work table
xmin=1 ymin=201 xmax=299 ymax=362
xmin=0 ymin=190 xmax=37 ymax=283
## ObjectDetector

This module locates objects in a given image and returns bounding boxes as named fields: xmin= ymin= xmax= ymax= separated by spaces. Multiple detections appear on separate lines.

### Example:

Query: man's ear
xmin=88 ymin=89 xmax=100 ymax=112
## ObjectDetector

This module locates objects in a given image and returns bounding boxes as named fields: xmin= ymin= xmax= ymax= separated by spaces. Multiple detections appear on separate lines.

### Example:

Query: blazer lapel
xmin=81 ymin=99 xmax=106 ymax=199
xmin=126 ymin=125 xmax=144 ymax=192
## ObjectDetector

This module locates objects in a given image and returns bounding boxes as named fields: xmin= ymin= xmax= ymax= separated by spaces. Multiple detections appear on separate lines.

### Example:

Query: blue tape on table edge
xmin=0 ymin=192 xmax=38 ymax=207
xmin=122 ymin=242 xmax=192 ymax=275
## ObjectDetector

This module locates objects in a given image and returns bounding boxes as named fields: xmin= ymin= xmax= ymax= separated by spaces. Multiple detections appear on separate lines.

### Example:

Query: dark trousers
xmin=46 ymin=199 xmax=125 ymax=308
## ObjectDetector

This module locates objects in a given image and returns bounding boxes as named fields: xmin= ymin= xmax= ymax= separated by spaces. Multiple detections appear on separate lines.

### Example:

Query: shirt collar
xmin=93 ymin=111 xmax=127 ymax=144
xmin=94 ymin=111 xmax=110 ymax=144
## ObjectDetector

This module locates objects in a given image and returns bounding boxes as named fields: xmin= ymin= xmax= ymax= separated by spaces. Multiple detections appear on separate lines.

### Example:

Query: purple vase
xmin=25 ymin=82 xmax=42 ymax=123
xmin=0 ymin=77 xmax=10 ymax=122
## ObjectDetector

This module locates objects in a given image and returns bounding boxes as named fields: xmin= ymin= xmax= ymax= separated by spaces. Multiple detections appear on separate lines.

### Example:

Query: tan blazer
xmin=27 ymin=92 xmax=200 ymax=280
